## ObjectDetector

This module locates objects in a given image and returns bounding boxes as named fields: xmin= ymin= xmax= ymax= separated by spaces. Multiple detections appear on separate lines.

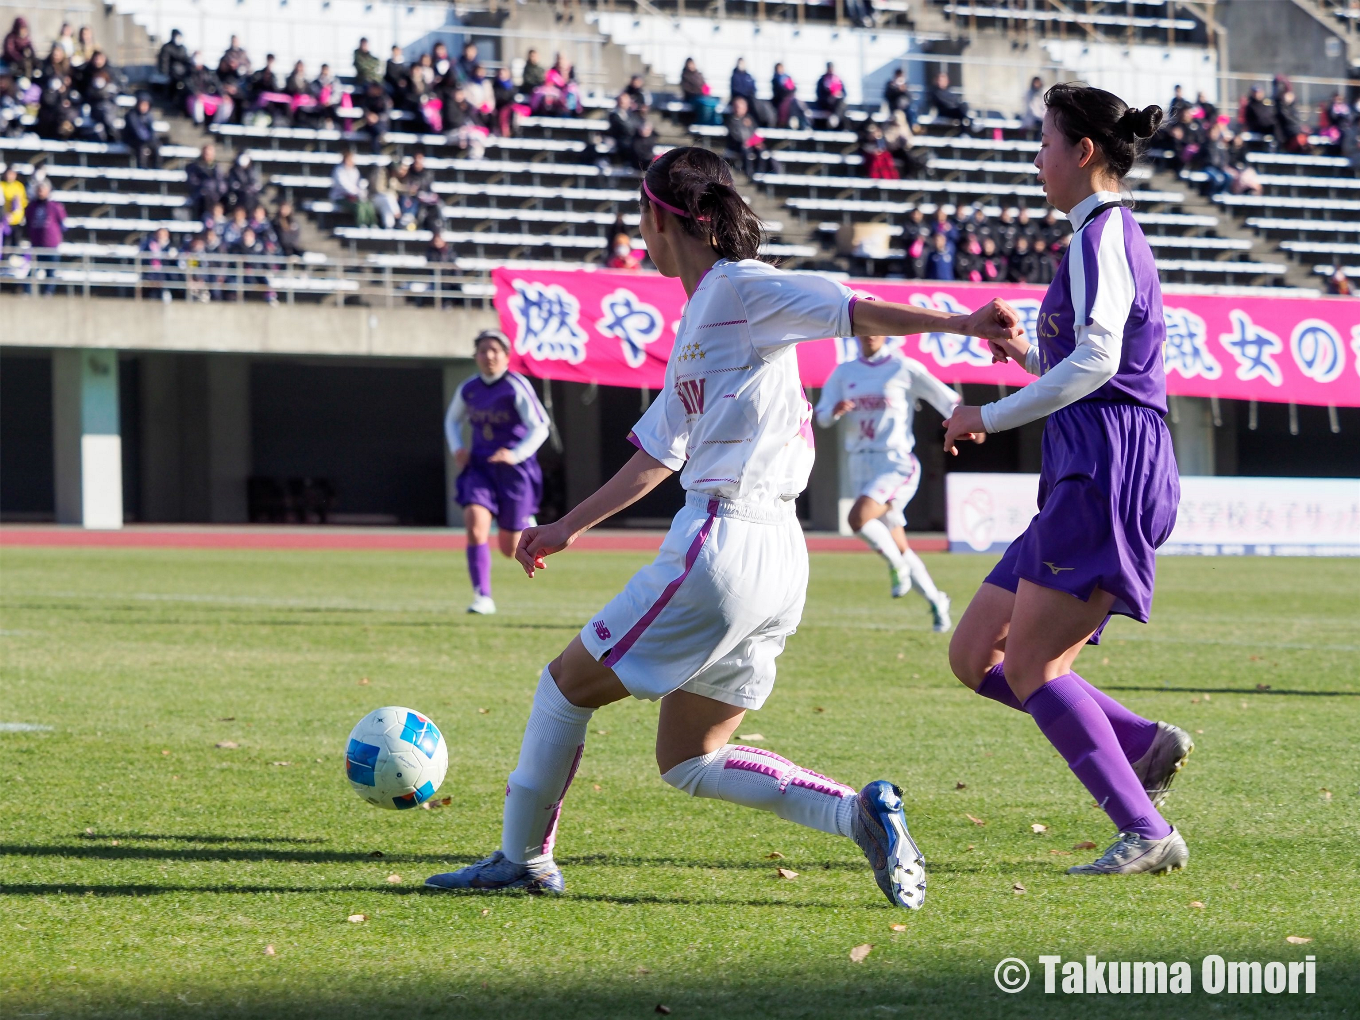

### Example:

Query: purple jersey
xmin=1035 ymin=202 xmax=1167 ymax=413
xmin=446 ymin=371 xmax=548 ymax=462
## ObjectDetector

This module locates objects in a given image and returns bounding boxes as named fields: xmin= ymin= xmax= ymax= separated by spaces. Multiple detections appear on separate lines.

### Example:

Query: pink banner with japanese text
xmin=493 ymin=268 xmax=1360 ymax=407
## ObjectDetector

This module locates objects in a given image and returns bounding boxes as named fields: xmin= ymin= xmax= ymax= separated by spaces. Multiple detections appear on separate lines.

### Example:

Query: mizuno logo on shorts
xmin=1043 ymin=561 xmax=1075 ymax=574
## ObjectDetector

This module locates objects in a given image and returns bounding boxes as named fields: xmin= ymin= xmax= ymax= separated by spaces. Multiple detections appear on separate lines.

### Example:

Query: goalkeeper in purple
xmin=944 ymin=84 xmax=1195 ymax=877
xmin=445 ymin=329 xmax=550 ymax=615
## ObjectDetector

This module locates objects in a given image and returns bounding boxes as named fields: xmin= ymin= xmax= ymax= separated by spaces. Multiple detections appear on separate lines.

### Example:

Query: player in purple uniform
xmin=942 ymin=84 xmax=1195 ymax=876
xmin=445 ymin=329 xmax=550 ymax=615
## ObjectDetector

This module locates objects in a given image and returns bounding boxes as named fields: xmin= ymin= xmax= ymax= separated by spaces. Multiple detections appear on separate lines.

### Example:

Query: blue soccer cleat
xmin=425 ymin=851 xmax=564 ymax=894
xmin=851 ymin=780 xmax=926 ymax=909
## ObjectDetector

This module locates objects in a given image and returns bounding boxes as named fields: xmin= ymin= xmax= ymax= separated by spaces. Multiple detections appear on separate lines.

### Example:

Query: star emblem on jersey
xmin=1043 ymin=562 xmax=1075 ymax=574
xmin=675 ymin=341 xmax=706 ymax=362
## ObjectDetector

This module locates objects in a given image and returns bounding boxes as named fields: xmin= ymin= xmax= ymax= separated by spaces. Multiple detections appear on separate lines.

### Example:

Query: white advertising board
xmin=946 ymin=474 xmax=1360 ymax=557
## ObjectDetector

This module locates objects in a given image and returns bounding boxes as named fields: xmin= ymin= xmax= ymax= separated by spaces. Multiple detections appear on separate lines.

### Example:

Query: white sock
xmin=855 ymin=517 xmax=904 ymax=571
xmin=501 ymin=666 xmax=593 ymax=864
xmin=661 ymin=744 xmax=858 ymax=838
xmin=900 ymin=546 xmax=941 ymax=603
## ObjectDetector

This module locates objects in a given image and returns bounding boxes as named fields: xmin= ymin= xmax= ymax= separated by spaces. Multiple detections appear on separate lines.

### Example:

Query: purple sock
xmin=1024 ymin=674 xmax=1171 ymax=841
xmin=977 ymin=664 xmax=1157 ymax=764
xmin=467 ymin=542 xmax=492 ymax=597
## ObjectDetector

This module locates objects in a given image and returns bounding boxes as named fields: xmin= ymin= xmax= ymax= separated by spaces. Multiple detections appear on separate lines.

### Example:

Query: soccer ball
xmin=345 ymin=707 xmax=448 ymax=809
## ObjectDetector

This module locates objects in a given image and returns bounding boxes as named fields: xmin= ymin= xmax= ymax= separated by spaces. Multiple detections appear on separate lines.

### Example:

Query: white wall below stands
xmin=1041 ymin=40 xmax=1220 ymax=108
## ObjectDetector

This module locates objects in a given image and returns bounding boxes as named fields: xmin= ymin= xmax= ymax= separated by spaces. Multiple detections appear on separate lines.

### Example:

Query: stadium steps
xmin=1146 ymin=167 xmax=1321 ymax=293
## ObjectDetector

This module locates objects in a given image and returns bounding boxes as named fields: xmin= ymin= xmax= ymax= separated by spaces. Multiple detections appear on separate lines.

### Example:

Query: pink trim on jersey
xmin=540 ymin=742 xmax=585 ymax=857
xmin=601 ymin=501 xmax=718 ymax=667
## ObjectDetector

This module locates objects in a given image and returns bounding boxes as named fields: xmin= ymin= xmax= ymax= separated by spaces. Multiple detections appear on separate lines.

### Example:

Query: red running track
xmin=0 ymin=526 xmax=947 ymax=553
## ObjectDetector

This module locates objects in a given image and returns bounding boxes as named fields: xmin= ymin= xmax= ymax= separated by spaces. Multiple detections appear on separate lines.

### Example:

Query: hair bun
xmin=1118 ymin=104 xmax=1163 ymax=140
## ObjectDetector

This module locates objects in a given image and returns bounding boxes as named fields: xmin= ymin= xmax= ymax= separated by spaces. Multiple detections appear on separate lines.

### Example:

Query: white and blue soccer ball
xmin=345 ymin=707 xmax=448 ymax=810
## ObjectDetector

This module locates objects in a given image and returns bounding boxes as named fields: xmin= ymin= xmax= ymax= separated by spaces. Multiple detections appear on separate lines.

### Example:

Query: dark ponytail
xmin=1044 ymin=82 xmax=1163 ymax=180
xmin=641 ymin=146 xmax=766 ymax=262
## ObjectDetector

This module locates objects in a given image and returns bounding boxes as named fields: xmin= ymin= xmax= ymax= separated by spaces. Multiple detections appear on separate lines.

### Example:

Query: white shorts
xmin=849 ymin=451 xmax=921 ymax=521
xmin=579 ymin=492 xmax=808 ymax=711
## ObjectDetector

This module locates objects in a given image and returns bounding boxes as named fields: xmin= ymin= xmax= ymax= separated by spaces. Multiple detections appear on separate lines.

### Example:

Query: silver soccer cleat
xmin=929 ymin=592 xmax=952 ymax=633
xmin=1067 ymin=827 xmax=1188 ymax=876
xmin=1131 ymin=721 xmax=1194 ymax=808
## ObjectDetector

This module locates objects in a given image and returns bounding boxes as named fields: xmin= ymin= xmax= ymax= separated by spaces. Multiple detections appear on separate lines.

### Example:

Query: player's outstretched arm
xmin=851 ymin=296 xmax=1023 ymax=344
xmin=516 ymin=449 xmax=674 ymax=577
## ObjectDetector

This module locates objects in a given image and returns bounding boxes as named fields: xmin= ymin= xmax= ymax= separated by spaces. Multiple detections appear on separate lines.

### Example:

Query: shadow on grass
xmin=1100 ymin=686 xmax=1360 ymax=697
xmin=75 ymin=832 xmax=328 ymax=845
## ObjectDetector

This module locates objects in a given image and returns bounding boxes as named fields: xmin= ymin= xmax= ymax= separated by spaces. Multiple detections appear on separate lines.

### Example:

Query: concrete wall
xmin=1217 ymin=0 xmax=1348 ymax=107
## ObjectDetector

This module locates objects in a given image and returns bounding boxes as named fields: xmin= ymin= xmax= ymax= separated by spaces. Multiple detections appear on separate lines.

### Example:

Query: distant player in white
xmin=425 ymin=147 xmax=1020 ymax=906
xmin=815 ymin=335 xmax=960 ymax=631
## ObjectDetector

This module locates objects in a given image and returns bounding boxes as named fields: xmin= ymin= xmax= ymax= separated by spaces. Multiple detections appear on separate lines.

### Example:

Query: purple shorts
xmin=985 ymin=401 xmax=1179 ymax=628
xmin=455 ymin=455 xmax=542 ymax=532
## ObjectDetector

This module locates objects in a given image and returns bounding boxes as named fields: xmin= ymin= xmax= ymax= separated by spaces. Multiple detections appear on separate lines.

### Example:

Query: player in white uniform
xmin=425 ymin=147 xmax=1021 ymax=907
xmin=815 ymin=336 xmax=961 ymax=630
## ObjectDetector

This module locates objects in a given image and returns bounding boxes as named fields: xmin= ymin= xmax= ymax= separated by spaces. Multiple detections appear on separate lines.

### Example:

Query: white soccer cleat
xmin=1130 ymin=721 xmax=1194 ymax=809
xmin=929 ymin=592 xmax=952 ymax=633
xmin=467 ymin=594 xmax=497 ymax=615
xmin=1067 ymin=827 xmax=1188 ymax=876
xmin=889 ymin=567 xmax=911 ymax=599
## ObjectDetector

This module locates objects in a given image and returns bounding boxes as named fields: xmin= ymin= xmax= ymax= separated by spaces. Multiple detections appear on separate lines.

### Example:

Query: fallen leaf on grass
xmin=110 ymin=840 xmax=119 ymax=846
xmin=215 ymin=741 xmax=239 ymax=749
xmin=1012 ymin=883 xmax=1026 ymax=895
xmin=1190 ymin=901 xmax=1205 ymax=909
xmin=264 ymin=945 xmax=276 ymax=956
xmin=358 ymin=678 xmax=369 ymax=686
xmin=965 ymin=845 xmax=975 ymax=851
xmin=219 ymin=717 xmax=235 ymax=722
xmin=161 ymin=750 xmax=170 ymax=756
xmin=386 ymin=874 xmax=402 ymax=884
xmin=347 ymin=914 xmax=366 ymax=924
xmin=850 ymin=944 xmax=873 ymax=963
xmin=776 ymin=868 xmax=799 ymax=880
xmin=1256 ymin=683 xmax=1271 ymax=691
xmin=955 ymin=782 xmax=967 ymax=790
xmin=1031 ymin=823 xmax=1048 ymax=834
xmin=635 ymin=966 xmax=651 ymax=975
xmin=594 ymin=729 xmax=608 ymax=735
xmin=737 ymin=733 xmax=765 ymax=742
xmin=368 ymin=850 xmax=384 ymax=858
xmin=84 ymin=828 xmax=93 ymax=835
xmin=1049 ymin=850 xmax=1071 ymax=856
xmin=477 ymin=708 xmax=489 ymax=715
xmin=965 ymin=814 xmax=986 ymax=826
xmin=766 ymin=851 xmax=785 ymax=860
xmin=1240 ymin=702 xmax=1249 ymax=709
xmin=1286 ymin=936 xmax=1312 ymax=945
xmin=1319 ymin=789 xmax=1332 ymax=801
xmin=480 ymin=908 xmax=490 ymax=917
xmin=1191 ymin=697 xmax=1199 ymax=704
xmin=1202 ymin=694 xmax=1211 ymax=702
xmin=655 ymin=1006 xmax=672 ymax=1016
xmin=813 ymin=706 xmax=825 ymax=713
xmin=1196 ymin=729 xmax=1204 ymax=734
xmin=1073 ymin=841 xmax=1098 ymax=850
xmin=270 ymin=761 xmax=292 ymax=767
xmin=890 ymin=924 xmax=907 ymax=932
xmin=592 ymin=784 xmax=602 ymax=792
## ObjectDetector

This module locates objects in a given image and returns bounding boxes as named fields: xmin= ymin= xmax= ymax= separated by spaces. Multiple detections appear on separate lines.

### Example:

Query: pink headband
xmin=642 ymin=178 xmax=689 ymax=219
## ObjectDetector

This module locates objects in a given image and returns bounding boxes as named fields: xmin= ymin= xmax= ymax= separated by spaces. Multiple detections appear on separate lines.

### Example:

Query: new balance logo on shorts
xmin=676 ymin=378 xmax=706 ymax=415
xmin=592 ymin=619 xmax=612 ymax=641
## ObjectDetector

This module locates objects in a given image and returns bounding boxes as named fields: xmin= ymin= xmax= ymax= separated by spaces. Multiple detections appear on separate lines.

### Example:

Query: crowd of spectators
xmin=885 ymin=204 xmax=1072 ymax=284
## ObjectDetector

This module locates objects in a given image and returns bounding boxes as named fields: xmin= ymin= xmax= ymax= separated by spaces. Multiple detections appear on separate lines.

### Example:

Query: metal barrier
xmin=0 ymin=246 xmax=501 ymax=308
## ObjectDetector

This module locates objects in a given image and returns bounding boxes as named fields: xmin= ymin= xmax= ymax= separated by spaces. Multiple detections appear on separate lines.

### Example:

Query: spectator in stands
xmin=1030 ymin=236 xmax=1056 ymax=284
xmin=411 ymin=54 xmax=444 ymax=130
xmin=1007 ymin=234 xmax=1034 ymax=283
xmin=1 ymin=163 xmax=24 ymax=239
xmin=1230 ymin=142 xmax=1263 ymax=196
xmin=140 ymin=226 xmax=179 ymax=302
xmin=430 ymin=42 xmax=453 ymax=86
xmin=442 ymin=85 xmax=489 ymax=158
xmin=681 ymin=57 xmax=719 ymax=126
xmin=1020 ymin=75 xmax=1045 ymax=138
xmin=77 ymin=50 xmax=122 ymax=142
xmin=457 ymin=42 xmax=479 ymax=84
xmin=355 ymin=81 xmax=392 ymax=153
xmin=426 ymin=230 xmax=454 ymax=264
xmin=1275 ymin=86 xmax=1306 ymax=152
xmin=312 ymin=63 xmax=341 ymax=124
xmin=1240 ymin=86 xmax=1274 ymax=136
xmin=26 ymin=180 xmax=64 ymax=294
xmin=0 ymin=71 xmax=23 ymax=137
xmin=404 ymin=150 xmax=443 ymax=232
xmin=221 ymin=204 xmax=249 ymax=249
xmin=1327 ymin=266 xmax=1352 ymax=296
xmin=250 ymin=52 xmax=284 ymax=101
xmin=730 ymin=57 xmax=757 ymax=107
xmin=726 ymin=95 xmax=777 ymax=178
xmin=925 ymin=231 xmax=955 ymax=281
xmin=608 ymin=92 xmax=642 ymax=163
xmin=930 ymin=205 xmax=956 ymax=243
xmin=353 ymin=37 xmax=381 ymax=86
xmin=462 ymin=63 xmax=496 ymax=125
xmin=385 ymin=45 xmax=410 ymax=100
xmin=883 ymin=110 xmax=926 ymax=177
xmin=1320 ymin=91 xmax=1352 ymax=144
xmin=157 ymin=29 xmax=192 ymax=100
xmin=953 ymin=232 xmax=981 ymax=281
xmin=230 ymin=225 xmax=276 ymax=304
xmin=73 ymin=25 xmax=96 ymax=67
xmin=901 ymin=207 xmax=929 ymax=279
xmin=1039 ymin=209 xmax=1067 ymax=253
xmin=883 ymin=68 xmax=914 ymax=125
xmin=1195 ymin=91 xmax=1217 ymax=127
xmin=53 ymin=22 xmax=75 ymax=60
xmin=623 ymin=73 xmax=652 ymax=114
xmin=1195 ymin=122 xmax=1231 ymax=195
xmin=246 ymin=204 xmax=276 ymax=251
xmin=1015 ymin=205 xmax=1037 ymax=244
xmin=369 ymin=165 xmax=401 ymax=229
xmin=770 ymin=63 xmax=810 ymax=129
xmin=815 ymin=62 xmax=848 ymax=129
xmin=185 ymin=51 xmax=233 ymax=125
xmin=273 ymin=200 xmax=303 ymax=257
xmin=227 ymin=151 xmax=262 ymax=213
xmin=217 ymin=34 xmax=250 ymax=98
xmin=859 ymin=121 xmax=898 ymax=179
xmin=1168 ymin=85 xmax=1190 ymax=124
xmin=624 ymin=120 xmax=654 ymax=171
xmin=962 ymin=205 xmax=992 ymax=247
xmin=531 ymin=53 xmax=581 ymax=117
xmin=202 ymin=201 xmax=227 ymax=248
xmin=928 ymin=72 xmax=970 ymax=129
xmin=41 ymin=40 xmax=72 ymax=87
xmin=122 ymin=91 xmax=160 ymax=169
xmin=3 ymin=18 xmax=36 ymax=79
xmin=36 ymin=75 xmax=77 ymax=140
xmin=492 ymin=65 xmax=518 ymax=137
xmin=607 ymin=231 xmax=642 ymax=270
xmin=183 ymin=233 xmax=213 ymax=302
xmin=521 ymin=49 xmax=546 ymax=92
xmin=187 ymin=143 xmax=228 ymax=219
xmin=330 ymin=149 xmax=374 ymax=226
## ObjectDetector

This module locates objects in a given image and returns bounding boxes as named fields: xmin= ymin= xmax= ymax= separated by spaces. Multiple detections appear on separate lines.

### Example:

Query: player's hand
xmin=832 ymin=399 xmax=855 ymax=418
xmin=961 ymin=298 xmax=1024 ymax=343
xmin=516 ymin=521 xmax=574 ymax=577
xmin=486 ymin=447 xmax=515 ymax=464
xmin=987 ymin=333 xmax=1031 ymax=365
xmin=942 ymin=404 xmax=987 ymax=456
xmin=454 ymin=448 xmax=470 ymax=470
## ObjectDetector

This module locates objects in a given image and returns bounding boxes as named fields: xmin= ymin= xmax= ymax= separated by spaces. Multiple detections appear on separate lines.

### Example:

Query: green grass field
xmin=1 ymin=546 xmax=1356 ymax=1020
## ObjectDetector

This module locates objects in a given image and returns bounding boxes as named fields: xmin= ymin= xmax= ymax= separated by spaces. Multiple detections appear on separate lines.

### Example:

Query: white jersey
xmin=629 ymin=259 xmax=855 ymax=505
xmin=814 ymin=348 xmax=960 ymax=463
